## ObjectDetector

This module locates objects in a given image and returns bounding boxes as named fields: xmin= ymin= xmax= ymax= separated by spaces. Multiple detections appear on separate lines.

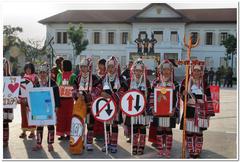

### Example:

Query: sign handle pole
xmin=104 ymin=122 xmax=108 ymax=155
xmin=131 ymin=117 xmax=133 ymax=156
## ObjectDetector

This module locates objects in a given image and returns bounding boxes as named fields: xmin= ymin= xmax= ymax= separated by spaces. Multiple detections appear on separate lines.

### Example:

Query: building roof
xmin=178 ymin=8 xmax=236 ymax=23
xmin=39 ymin=4 xmax=236 ymax=24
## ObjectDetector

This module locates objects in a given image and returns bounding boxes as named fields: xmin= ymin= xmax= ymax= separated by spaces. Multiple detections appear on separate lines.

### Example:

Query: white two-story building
xmin=39 ymin=3 xmax=236 ymax=74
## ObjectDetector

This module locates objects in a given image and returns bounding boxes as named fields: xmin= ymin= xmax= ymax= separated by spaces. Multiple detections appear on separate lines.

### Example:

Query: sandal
xmin=19 ymin=133 xmax=27 ymax=138
xmin=110 ymin=146 xmax=117 ymax=153
xmin=58 ymin=136 xmax=65 ymax=141
xmin=48 ymin=144 xmax=54 ymax=152
xmin=32 ymin=144 xmax=42 ymax=151
xmin=132 ymin=147 xmax=137 ymax=155
xmin=28 ymin=133 xmax=35 ymax=139
xmin=102 ymin=144 xmax=111 ymax=152
xmin=137 ymin=147 xmax=144 ymax=155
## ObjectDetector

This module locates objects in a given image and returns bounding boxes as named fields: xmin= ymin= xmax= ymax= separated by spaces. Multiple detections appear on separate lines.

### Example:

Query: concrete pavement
xmin=3 ymin=87 xmax=238 ymax=159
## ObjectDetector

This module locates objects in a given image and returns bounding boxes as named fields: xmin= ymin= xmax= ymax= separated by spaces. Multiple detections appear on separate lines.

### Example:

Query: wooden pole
xmin=182 ymin=35 xmax=199 ymax=158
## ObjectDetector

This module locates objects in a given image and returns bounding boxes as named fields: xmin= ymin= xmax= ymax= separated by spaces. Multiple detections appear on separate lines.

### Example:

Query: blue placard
xmin=29 ymin=90 xmax=54 ymax=121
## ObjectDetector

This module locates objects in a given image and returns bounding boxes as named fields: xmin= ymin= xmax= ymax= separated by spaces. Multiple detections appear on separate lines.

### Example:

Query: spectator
xmin=208 ymin=67 xmax=215 ymax=85
xmin=227 ymin=67 xmax=233 ymax=88
xmin=121 ymin=60 xmax=133 ymax=80
xmin=220 ymin=66 xmax=226 ymax=87
xmin=215 ymin=67 xmax=221 ymax=87
xmin=204 ymin=68 xmax=209 ymax=84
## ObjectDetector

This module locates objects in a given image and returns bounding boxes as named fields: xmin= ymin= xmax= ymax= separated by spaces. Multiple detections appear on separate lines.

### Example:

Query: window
xmin=171 ymin=31 xmax=178 ymax=42
xmin=108 ymin=32 xmax=114 ymax=44
xmin=220 ymin=32 xmax=228 ymax=43
xmin=92 ymin=55 xmax=100 ymax=73
xmin=83 ymin=32 xmax=87 ymax=40
xmin=206 ymin=32 xmax=213 ymax=45
xmin=122 ymin=32 xmax=128 ymax=44
xmin=205 ymin=57 xmax=214 ymax=68
xmin=164 ymin=53 xmax=178 ymax=60
xmin=191 ymin=32 xmax=198 ymax=44
xmin=57 ymin=32 xmax=62 ymax=44
xmin=121 ymin=56 xmax=126 ymax=68
xmin=94 ymin=32 xmax=100 ymax=44
xmin=63 ymin=32 xmax=67 ymax=44
xmin=154 ymin=31 xmax=163 ymax=42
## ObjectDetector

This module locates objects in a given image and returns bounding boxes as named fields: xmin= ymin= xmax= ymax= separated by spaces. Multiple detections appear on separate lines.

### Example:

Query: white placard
xmin=3 ymin=76 xmax=21 ymax=109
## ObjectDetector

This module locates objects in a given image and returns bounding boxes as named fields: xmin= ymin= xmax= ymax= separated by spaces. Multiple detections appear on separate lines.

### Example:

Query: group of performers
xmin=3 ymin=55 xmax=215 ymax=159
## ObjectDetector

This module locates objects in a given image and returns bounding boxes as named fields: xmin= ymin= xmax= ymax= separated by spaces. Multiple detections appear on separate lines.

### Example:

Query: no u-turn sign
xmin=91 ymin=97 xmax=116 ymax=122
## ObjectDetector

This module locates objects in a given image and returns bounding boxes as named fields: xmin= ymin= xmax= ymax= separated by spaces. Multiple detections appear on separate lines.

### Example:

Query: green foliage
xmin=3 ymin=25 xmax=23 ymax=56
xmin=221 ymin=34 xmax=236 ymax=56
xmin=67 ymin=23 xmax=89 ymax=57
xmin=221 ymin=34 xmax=236 ymax=68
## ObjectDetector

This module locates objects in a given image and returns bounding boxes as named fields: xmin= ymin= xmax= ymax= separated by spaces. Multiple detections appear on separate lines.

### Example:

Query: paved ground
xmin=3 ymin=87 xmax=238 ymax=159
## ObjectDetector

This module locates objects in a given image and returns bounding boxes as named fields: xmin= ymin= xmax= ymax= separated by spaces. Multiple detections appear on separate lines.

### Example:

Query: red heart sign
xmin=8 ymin=83 xmax=19 ymax=93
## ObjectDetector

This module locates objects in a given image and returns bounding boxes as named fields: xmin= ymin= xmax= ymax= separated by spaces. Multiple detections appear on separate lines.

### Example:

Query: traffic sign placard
xmin=20 ymin=78 xmax=33 ymax=98
xmin=91 ymin=97 xmax=116 ymax=122
xmin=120 ymin=90 xmax=146 ymax=117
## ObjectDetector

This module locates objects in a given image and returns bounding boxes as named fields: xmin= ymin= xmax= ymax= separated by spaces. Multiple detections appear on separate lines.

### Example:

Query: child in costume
xmin=180 ymin=60 xmax=215 ymax=158
xmin=56 ymin=60 xmax=76 ymax=140
xmin=19 ymin=62 xmax=38 ymax=139
xmin=32 ymin=63 xmax=60 ymax=152
xmin=101 ymin=56 xmax=128 ymax=153
xmin=124 ymin=58 xmax=152 ymax=155
xmin=72 ymin=57 xmax=102 ymax=151
xmin=149 ymin=60 xmax=180 ymax=158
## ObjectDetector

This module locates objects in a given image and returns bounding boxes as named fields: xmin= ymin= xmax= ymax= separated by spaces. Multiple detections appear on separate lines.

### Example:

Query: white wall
xmin=46 ymin=22 xmax=236 ymax=74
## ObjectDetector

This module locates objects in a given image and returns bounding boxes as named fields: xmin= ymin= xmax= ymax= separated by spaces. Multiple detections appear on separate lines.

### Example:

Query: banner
xmin=154 ymin=87 xmax=173 ymax=116
xmin=27 ymin=87 xmax=56 ymax=126
xmin=59 ymin=85 xmax=73 ymax=98
xmin=210 ymin=85 xmax=220 ymax=113
xmin=3 ymin=76 xmax=21 ymax=109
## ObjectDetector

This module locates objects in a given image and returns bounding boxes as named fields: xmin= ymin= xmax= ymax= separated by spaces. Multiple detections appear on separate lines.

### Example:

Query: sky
xmin=2 ymin=1 xmax=237 ymax=46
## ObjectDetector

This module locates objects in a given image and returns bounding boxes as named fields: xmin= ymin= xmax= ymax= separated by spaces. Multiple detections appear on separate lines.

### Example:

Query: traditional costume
xmin=101 ymin=56 xmax=128 ymax=153
xmin=3 ymin=58 xmax=13 ymax=147
xmin=32 ymin=64 xmax=60 ymax=152
xmin=180 ymin=60 xmax=215 ymax=158
xmin=149 ymin=60 xmax=180 ymax=158
xmin=19 ymin=62 xmax=38 ymax=139
xmin=56 ymin=60 xmax=76 ymax=140
xmin=72 ymin=58 xmax=102 ymax=151
xmin=93 ymin=59 xmax=106 ymax=140
xmin=124 ymin=58 xmax=152 ymax=155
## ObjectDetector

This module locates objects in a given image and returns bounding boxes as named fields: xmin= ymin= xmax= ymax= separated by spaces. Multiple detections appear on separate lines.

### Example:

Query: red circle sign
xmin=120 ymin=90 xmax=146 ymax=117
xmin=91 ymin=97 xmax=117 ymax=122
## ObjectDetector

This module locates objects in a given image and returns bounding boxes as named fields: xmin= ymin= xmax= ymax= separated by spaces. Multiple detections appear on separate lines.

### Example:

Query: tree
xmin=3 ymin=25 xmax=24 ymax=75
xmin=20 ymin=39 xmax=50 ymax=66
xmin=67 ymin=23 xmax=89 ymax=64
xmin=3 ymin=25 xmax=23 ymax=57
xmin=221 ymin=34 xmax=236 ymax=68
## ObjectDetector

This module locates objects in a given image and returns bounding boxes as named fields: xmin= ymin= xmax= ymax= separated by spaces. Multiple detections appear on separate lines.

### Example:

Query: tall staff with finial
xmin=182 ymin=34 xmax=199 ymax=158
xmin=47 ymin=37 xmax=54 ymax=87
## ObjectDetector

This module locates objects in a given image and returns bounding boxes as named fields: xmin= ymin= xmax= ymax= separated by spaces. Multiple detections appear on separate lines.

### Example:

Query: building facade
xmin=39 ymin=3 xmax=237 ymax=75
